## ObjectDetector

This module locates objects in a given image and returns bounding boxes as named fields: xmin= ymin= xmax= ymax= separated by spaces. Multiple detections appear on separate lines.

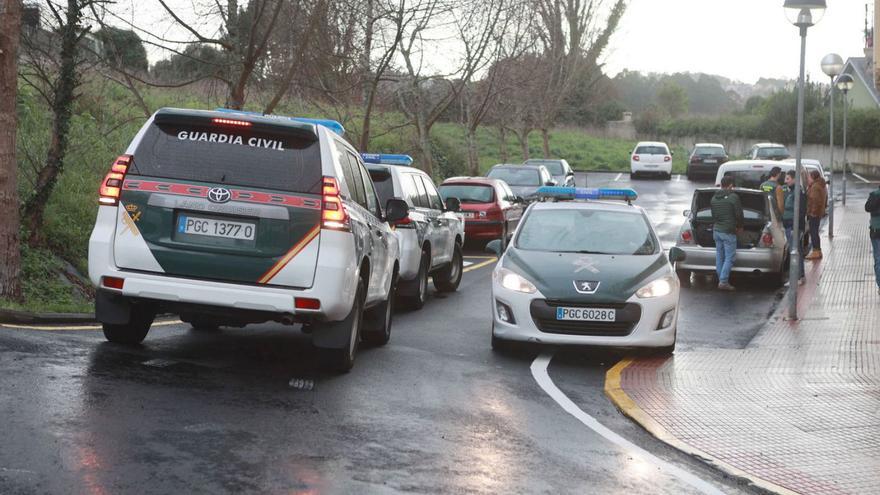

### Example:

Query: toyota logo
xmin=208 ymin=187 xmax=232 ymax=204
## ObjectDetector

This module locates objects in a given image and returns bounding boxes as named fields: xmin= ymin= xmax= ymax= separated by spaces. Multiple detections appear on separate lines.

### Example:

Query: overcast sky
xmin=603 ymin=0 xmax=871 ymax=82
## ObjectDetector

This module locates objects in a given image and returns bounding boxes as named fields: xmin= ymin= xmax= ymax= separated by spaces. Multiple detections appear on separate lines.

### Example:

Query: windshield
xmin=525 ymin=160 xmax=564 ymax=175
xmin=488 ymin=167 xmax=540 ymax=186
xmin=439 ymin=184 xmax=494 ymax=204
xmin=756 ymin=147 xmax=789 ymax=158
xmin=635 ymin=146 xmax=668 ymax=155
xmin=516 ymin=209 xmax=658 ymax=255
xmin=695 ymin=146 xmax=725 ymax=156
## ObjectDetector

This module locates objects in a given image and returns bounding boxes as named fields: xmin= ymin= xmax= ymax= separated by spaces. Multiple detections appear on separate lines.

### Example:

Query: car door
xmin=406 ymin=173 xmax=438 ymax=268
xmin=499 ymin=182 xmax=523 ymax=232
xmin=336 ymin=144 xmax=380 ymax=303
xmin=353 ymin=154 xmax=393 ymax=302
xmin=421 ymin=175 xmax=453 ymax=263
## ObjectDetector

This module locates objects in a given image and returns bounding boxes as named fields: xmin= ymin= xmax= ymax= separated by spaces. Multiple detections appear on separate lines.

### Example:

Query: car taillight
xmin=394 ymin=215 xmax=414 ymax=228
xmin=690 ymin=156 xmax=700 ymax=164
xmin=632 ymin=155 xmax=640 ymax=162
xmin=680 ymin=229 xmax=694 ymax=244
xmin=321 ymin=176 xmax=350 ymax=231
xmin=761 ymin=232 xmax=774 ymax=247
xmin=664 ymin=155 xmax=671 ymax=162
xmin=98 ymin=155 xmax=132 ymax=206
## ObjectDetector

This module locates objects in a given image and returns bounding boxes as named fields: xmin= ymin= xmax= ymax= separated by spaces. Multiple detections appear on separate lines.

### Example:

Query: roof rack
xmin=536 ymin=186 xmax=638 ymax=205
xmin=361 ymin=153 xmax=414 ymax=166
xmin=213 ymin=108 xmax=346 ymax=136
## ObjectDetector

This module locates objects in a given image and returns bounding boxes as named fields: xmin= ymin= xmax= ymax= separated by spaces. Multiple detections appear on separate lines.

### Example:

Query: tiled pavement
xmin=607 ymin=204 xmax=880 ymax=495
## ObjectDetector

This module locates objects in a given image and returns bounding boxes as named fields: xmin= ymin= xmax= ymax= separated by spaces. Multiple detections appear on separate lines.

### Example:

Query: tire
xmin=766 ymin=256 xmax=790 ymax=288
xmin=665 ymin=172 xmax=673 ymax=180
xmin=401 ymin=250 xmax=429 ymax=309
xmin=322 ymin=279 xmax=365 ymax=372
xmin=500 ymin=224 xmax=509 ymax=252
xmin=434 ymin=243 xmax=463 ymax=293
xmin=363 ymin=272 xmax=397 ymax=346
xmin=676 ymin=268 xmax=691 ymax=288
xmin=102 ymin=304 xmax=155 ymax=345
xmin=686 ymin=168 xmax=693 ymax=181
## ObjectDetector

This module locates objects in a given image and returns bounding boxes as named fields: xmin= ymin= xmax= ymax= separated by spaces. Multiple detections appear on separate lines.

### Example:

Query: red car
xmin=439 ymin=177 xmax=525 ymax=246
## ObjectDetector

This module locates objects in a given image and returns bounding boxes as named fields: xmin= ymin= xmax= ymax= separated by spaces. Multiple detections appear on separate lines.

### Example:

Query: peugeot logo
xmin=573 ymin=280 xmax=600 ymax=294
xmin=207 ymin=187 xmax=232 ymax=204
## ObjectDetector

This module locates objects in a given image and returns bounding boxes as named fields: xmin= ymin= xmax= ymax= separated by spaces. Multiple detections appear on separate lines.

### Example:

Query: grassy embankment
xmin=4 ymin=83 xmax=686 ymax=313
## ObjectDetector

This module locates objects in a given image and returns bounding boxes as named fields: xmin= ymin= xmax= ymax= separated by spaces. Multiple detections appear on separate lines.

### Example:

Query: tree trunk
xmin=415 ymin=114 xmax=433 ymax=177
xmin=517 ymin=129 xmax=531 ymax=161
xmin=466 ymin=126 xmax=479 ymax=176
xmin=498 ymin=126 xmax=508 ymax=162
xmin=0 ymin=0 xmax=23 ymax=300
xmin=541 ymin=128 xmax=551 ymax=158
xmin=23 ymin=0 xmax=82 ymax=245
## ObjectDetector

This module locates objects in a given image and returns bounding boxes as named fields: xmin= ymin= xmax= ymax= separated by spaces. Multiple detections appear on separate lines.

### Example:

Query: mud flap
xmin=311 ymin=319 xmax=355 ymax=349
xmin=95 ymin=290 xmax=131 ymax=324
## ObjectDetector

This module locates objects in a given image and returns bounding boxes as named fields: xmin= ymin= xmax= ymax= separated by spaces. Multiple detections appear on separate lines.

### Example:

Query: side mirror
xmin=385 ymin=198 xmax=409 ymax=223
xmin=545 ymin=180 xmax=556 ymax=186
xmin=682 ymin=209 xmax=691 ymax=217
xmin=668 ymin=246 xmax=686 ymax=263
xmin=485 ymin=239 xmax=502 ymax=256
xmin=444 ymin=197 xmax=461 ymax=212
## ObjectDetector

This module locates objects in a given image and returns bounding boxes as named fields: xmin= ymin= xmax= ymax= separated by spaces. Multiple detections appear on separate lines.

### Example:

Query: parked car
xmin=714 ymin=160 xmax=824 ymax=189
xmin=524 ymin=158 xmax=575 ymax=186
xmin=686 ymin=143 xmax=728 ymax=180
xmin=782 ymin=158 xmax=831 ymax=184
xmin=486 ymin=164 xmax=556 ymax=201
xmin=88 ymin=108 xmax=409 ymax=371
xmin=365 ymin=154 xmax=465 ymax=310
xmin=439 ymin=177 xmax=525 ymax=249
xmin=747 ymin=143 xmax=790 ymax=161
xmin=675 ymin=187 xmax=789 ymax=287
xmin=630 ymin=141 xmax=673 ymax=180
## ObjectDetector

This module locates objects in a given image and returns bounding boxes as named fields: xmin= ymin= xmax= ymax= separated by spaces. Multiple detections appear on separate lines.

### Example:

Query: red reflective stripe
xmin=257 ymin=225 xmax=321 ymax=284
xmin=122 ymin=180 xmax=321 ymax=210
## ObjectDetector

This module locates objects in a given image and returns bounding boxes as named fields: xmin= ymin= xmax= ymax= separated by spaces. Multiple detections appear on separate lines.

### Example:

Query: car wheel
xmin=665 ymin=172 xmax=673 ymax=180
xmin=434 ymin=243 xmax=463 ymax=293
xmin=401 ymin=250 xmax=429 ymax=309
xmin=500 ymin=224 xmax=509 ymax=251
xmin=675 ymin=268 xmax=691 ymax=288
xmin=102 ymin=304 xmax=155 ymax=345
xmin=363 ymin=272 xmax=397 ymax=346
xmin=322 ymin=278 xmax=365 ymax=372
xmin=767 ymin=256 xmax=790 ymax=288
xmin=686 ymin=167 xmax=693 ymax=181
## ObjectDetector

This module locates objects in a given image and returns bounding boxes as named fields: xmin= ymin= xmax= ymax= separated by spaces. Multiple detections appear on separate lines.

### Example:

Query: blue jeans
xmin=785 ymin=227 xmax=806 ymax=279
xmin=872 ymin=236 xmax=880 ymax=289
xmin=714 ymin=231 xmax=737 ymax=284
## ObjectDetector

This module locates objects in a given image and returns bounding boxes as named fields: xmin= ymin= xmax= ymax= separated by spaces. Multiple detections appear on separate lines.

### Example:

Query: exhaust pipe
xmin=280 ymin=314 xmax=295 ymax=325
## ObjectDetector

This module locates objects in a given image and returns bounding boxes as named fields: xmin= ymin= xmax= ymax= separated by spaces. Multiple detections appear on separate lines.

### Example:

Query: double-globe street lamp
xmin=836 ymin=73 xmax=855 ymax=206
xmin=821 ymin=53 xmax=843 ymax=238
xmin=784 ymin=0 xmax=825 ymax=321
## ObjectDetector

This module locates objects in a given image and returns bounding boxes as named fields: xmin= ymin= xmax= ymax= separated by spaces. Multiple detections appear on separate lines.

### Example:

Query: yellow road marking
xmin=604 ymin=358 xmax=800 ymax=495
xmin=0 ymin=319 xmax=183 ymax=331
xmin=463 ymin=257 xmax=497 ymax=273
xmin=463 ymin=255 xmax=497 ymax=260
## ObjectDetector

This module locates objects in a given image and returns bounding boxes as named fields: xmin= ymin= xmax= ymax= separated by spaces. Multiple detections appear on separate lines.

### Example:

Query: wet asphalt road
xmin=0 ymin=172 xmax=804 ymax=495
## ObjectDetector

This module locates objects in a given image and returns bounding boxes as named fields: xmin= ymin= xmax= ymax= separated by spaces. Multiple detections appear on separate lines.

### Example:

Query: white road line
xmin=463 ymin=261 xmax=474 ymax=268
xmin=614 ymin=173 xmax=623 ymax=181
xmin=675 ymin=174 xmax=682 ymax=182
xmin=851 ymin=172 xmax=871 ymax=184
xmin=530 ymin=352 xmax=725 ymax=495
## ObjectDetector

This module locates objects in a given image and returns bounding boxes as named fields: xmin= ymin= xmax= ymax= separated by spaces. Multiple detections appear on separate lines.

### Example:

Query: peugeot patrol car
xmin=365 ymin=154 xmax=465 ymax=309
xmin=88 ymin=108 xmax=409 ymax=371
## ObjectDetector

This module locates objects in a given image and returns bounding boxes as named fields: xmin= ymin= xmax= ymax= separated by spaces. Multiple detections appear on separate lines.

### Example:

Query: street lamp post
xmin=821 ymin=53 xmax=843 ymax=238
xmin=836 ymin=73 xmax=854 ymax=206
xmin=784 ymin=0 xmax=825 ymax=321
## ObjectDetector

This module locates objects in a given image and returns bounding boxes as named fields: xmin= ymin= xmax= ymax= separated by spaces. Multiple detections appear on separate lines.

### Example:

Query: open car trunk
xmin=691 ymin=190 xmax=768 ymax=249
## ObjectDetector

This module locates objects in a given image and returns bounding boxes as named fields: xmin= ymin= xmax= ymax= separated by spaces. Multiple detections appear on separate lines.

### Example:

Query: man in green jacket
xmin=760 ymin=166 xmax=784 ymax=218
xmin=866 ymin=185 xmax=880 ymax=295
xmin=711 ymin=176 xmax=744 ymax=291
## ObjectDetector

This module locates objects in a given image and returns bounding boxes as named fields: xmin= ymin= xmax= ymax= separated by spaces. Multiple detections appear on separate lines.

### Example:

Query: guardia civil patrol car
xmin=488 ymin=187 xmax=685 ymax=353
xmin=88 ymin=108 xmax=409 ymax=371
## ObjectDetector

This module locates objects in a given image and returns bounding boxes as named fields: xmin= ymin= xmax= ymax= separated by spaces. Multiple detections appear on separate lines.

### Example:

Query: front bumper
xmin=676 ymin=245 xmax=784 ymax=274
xmin=491 ymin=280 xmax=677 ymax=348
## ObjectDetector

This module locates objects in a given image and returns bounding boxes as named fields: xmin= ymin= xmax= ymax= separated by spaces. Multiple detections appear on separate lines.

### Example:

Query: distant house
xmin=841 ymin=57 xmax=880 ymax=110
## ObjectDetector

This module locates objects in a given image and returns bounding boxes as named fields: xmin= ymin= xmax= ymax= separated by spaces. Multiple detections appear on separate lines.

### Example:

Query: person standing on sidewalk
xmin=711 ymin=176 xmax=743 ymax=291
xmin=866 ymin=185 xmax=880 ymax=295
xmin=783 ymin=170 xmax=806 ymax=285
xmin=805 ymin=170 xmax=827 ymax=260
xmin=761 ymin=166 xmax=785 ymax=218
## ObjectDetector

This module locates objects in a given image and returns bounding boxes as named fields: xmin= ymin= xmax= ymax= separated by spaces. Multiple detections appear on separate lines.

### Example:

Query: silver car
xmin=486 ymin=164 xmax=556 ymax=201
xmin=523 ymin=158 xmax=575 ymax=186
xmin=674 ymin=188 xmax=788 ymax=287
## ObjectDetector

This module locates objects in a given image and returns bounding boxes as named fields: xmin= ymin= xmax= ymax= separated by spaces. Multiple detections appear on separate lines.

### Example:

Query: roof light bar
xmin=212 ymin=117 xmax=252 ymax=127
xmin=536 ymin=186 xmax=638 ymax=202
xmin=213 ymin=108 xmax=346 ymax=136
xmin=360 ymin=153 xmax=414 ymax=166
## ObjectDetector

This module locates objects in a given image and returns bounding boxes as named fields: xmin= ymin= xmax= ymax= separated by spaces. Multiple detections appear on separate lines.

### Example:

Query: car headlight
xmin=496 ymin=268 xmax=537 ymax=294
xmin=636 ymin=276 xmax=674 ymax=299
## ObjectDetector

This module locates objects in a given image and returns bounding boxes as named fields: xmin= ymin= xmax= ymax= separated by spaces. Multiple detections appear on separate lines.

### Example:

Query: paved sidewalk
xmin=606 ymin=204 xmax=880 ymax=495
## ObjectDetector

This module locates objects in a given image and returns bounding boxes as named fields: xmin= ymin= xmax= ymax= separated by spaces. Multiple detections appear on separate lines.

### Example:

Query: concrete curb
xmin=0 ymin=308 xmax=96 ymax=324
xmin=604 ymin=358 xmax=799 ymax=495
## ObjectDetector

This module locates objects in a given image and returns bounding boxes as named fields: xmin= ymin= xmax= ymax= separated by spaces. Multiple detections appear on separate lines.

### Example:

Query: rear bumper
xmin=676 ymin=245 xmax=784 ymax=273
xmin=465 ymin=221 xmax=503 ymax=239
xmin=631 ymin=162 xmax=672 ymax=174
xmin=687 ymin=163 xmax=722 ymax=175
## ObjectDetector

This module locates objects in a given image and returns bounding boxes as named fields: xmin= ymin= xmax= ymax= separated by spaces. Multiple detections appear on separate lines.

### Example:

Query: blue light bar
xmin=361 ymin=153 xmax=414 ymax=166
xmin=213 ymin=108 xmax=346 ymax=136
xmin=536 ymin=186 xmax=638 ymax=202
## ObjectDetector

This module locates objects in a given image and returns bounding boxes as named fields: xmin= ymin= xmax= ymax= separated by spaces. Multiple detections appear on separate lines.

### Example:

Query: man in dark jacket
xmin=710 ymin=176 xmax=743 ymax=290
xmin=866 ymin=186 xmax=880 ymax=295
xmin=783 ymin=170 xmax=807 ymax=285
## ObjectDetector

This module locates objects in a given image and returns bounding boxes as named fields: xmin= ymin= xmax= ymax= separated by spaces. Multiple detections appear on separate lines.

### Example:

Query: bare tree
xmin=0 ymin=0 xmax=23 ymax=299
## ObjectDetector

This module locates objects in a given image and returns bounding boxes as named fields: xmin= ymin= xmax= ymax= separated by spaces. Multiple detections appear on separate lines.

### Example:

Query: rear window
xmin=525 ymin=160 xmax=564 ymax=175
xmin=439 ymin=184 xmax=495 ymax=204
xmin=487 ymin=167 xmax=540 ymax=186
xmin=636 ymin=146 xmax=668 ymax=155
xmin=722 ymin=170 xmax=768 ymax=189
xmin=131 ymin=122 xmax=322 ymax=193
xmin=370 ymin=170 xmax=395 ymax=206
xmin=695 ymin=146 xmax=725 ymax=156
xmin=756 ymin=147 xmax=789 ymax=158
